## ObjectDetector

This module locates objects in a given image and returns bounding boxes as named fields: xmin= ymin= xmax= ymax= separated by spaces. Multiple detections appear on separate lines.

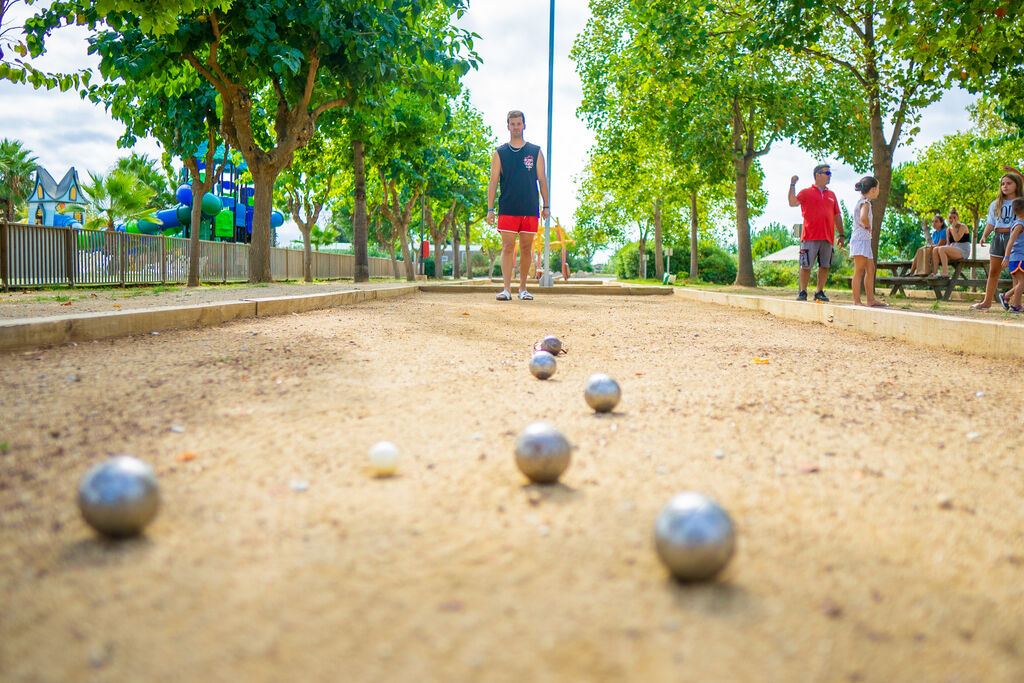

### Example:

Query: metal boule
xmin=584 ymin=373 xmax=621 ymax=412
xmin=654 ymin=492 xmax=735 ymax=581
xmin=77 ymin=456 xmax=160 ymax=537
xmin=528 ymin=350 xmax=557 ymax=380
xmin=539 ymin=335 xmax=563 ymax=355
xmin=514 ymin=422 xmax=571 ymax=484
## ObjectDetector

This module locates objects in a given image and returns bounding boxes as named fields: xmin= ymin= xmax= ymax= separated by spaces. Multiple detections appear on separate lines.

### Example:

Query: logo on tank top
xmin=523 ymin=156 xmax=535 ymax=171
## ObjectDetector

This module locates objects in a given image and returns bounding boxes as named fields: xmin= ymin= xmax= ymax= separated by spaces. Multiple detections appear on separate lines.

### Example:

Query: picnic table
xmin=843 ymin=258 xmax=1011 ymax=300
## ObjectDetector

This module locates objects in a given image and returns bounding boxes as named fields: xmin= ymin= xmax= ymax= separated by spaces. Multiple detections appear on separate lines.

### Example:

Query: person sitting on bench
xmin=928 ymin=208 xmax=971 ymax=277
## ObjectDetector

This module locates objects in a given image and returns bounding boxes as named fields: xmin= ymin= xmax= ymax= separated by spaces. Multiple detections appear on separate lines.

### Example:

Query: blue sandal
xmin=496 ymin=291 xmax=511 ymax=301
xmin=518 ymin=290 xmax=534 ymax=300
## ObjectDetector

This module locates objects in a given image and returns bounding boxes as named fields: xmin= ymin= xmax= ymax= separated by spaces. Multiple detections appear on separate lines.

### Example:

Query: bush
xmin=610 ymin=242 xmax=655 ymax=279
xmin=826 ymin=248 xmax=853 ymax=288
xmin=697 ymin=243 xmax=738 ymax=284
xmin=754 ymin=261 xmax=799 ymax=287
xmin=750 ymin=222 xmax=797 ymax=260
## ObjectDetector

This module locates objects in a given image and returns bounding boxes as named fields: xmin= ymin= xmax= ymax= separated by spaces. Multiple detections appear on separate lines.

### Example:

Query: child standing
xmin=849 ymin=176 xmax=887 ymax=307
xmin=971 ymin=172 xmax=1024 ymax=309
xmin=1001 ymin=198 xmax=1024 ymax=312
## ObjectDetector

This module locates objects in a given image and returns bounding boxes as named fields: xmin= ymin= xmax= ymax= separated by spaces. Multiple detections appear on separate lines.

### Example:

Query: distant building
xmin=26 ymin=167 xmax=84 ymax=227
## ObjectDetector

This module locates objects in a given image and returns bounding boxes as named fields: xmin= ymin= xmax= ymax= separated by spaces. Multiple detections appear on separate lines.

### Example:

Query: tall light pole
xmin=540 ymin=0 xmax=555 ymax=287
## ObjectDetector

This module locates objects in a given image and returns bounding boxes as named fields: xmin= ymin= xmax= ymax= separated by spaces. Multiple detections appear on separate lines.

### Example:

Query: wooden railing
xmin=0 ymin=223 xmax=394 ymax=289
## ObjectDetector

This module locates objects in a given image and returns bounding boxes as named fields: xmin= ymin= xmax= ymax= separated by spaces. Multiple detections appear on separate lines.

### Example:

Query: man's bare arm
xmin=536 ymin=151 xmax=550 ymax=219
xmin=486 ymin=151 xmax=501 ymax=225
xmin=788 ymin=175 xmax=800 ymax=207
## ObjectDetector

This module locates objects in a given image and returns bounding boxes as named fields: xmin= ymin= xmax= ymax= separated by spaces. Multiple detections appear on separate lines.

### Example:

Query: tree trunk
xmin=465 ymin=221 xmax=471 ymax=279
xmin=653 ymin=198 xmax=664 ymax=281
xmin=186 ymin=165 xmax=216 ymax=288
xmin=388 ymin=243 xmax=400 ymax=279
xmin=689 ymin=189 xmax=699 ymax=280
xmin=188 ymin=180 xmax=204 ymax=287
xmin=733 ymin=155 xmax=756 ymax=287
xmin=489 ymin=256 xmax=496 ymax=277
xmin=452 ymin=224 xmax=460 ymax=279
xmin=868 ymin=108 xmax=896 ymax=260
xmin=249 ymin=166 xmax=276 ymax=283
xmin=352 ymin=140 xmax=370 ymax=282
xmin=397 ymin=219 xmax=415 ymax=281
xmin=301 ymin=223 xmax=313 ymax=282
xmin=638 ymin=234 xmax=646 ymax=279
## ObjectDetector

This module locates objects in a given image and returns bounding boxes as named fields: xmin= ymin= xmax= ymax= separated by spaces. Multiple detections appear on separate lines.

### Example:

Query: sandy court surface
xmin=1 ymin=291 xmax=1022 ymax=682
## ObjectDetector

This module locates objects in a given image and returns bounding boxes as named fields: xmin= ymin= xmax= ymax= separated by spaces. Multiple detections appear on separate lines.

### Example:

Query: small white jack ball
xmin=584 ymin=373 xmax=621 ymax=412
xmin=77 ymin=456 xmax=160 ymax=537
xmin=654 ymin=492 xmax=736 ymax=581
xmin=369 ymin=441 xmax=400 ymax=477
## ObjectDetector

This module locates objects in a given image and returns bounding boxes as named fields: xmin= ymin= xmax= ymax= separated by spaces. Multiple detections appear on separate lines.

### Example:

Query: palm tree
xmin=66 ymin=171 xmax=160 ymax=231
xmin=113 ymin=153 xmax=174 ymax=209
xmin=0 ymin=138 xmax=38 ymax=222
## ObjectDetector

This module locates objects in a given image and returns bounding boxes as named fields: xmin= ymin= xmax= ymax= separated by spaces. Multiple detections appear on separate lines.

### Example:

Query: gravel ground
xmin=1 ymin=291 xmax=1022 ymax=681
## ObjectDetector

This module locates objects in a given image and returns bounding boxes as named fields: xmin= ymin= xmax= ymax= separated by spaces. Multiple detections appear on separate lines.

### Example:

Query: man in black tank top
xmin=486 ymin=110 xmax=551 ymax=301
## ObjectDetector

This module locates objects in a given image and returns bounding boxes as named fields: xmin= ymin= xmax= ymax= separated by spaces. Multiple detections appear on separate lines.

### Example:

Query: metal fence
xmin=0 ymin=222 xmax=394 ymax=289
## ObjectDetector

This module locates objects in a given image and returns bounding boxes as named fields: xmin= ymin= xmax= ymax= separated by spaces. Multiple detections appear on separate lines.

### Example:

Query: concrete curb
xmin=674 ymin=287 xmax=1024 ymax=359
xmin=0 ymin=284 xmax=418 ymax=353
xmin=417 ymin=284 xmax=673 ymax=296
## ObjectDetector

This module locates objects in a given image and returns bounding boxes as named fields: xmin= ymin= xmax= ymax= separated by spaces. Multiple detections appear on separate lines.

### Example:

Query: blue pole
xmin=541 ymin=0 xmax=555 ymax=287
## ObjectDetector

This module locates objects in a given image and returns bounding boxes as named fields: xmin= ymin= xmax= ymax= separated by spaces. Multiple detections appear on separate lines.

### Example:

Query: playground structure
xmin=126 ymin=145 xmax=284 ymax=243
xmin=27 ymin=146 xmax=285 ymax=244
xmin=514 ymin=218 xmax=575 ymax=281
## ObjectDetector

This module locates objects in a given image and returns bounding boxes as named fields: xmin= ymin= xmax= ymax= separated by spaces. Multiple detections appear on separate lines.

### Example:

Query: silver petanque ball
xmin=77 ymin=456 xmax=160 ymax=537
xmin=654 ymin=492 xmax=736 ymax=581
xmin=528 ymin=350 xmax=557 ymax=380
xmin=514 ymin=422 xmax=571 ymax=484
xmin=584 ymin=373 xmax=621 ymax=413
xmin=539 ymin=335 xmax=563 ymax=355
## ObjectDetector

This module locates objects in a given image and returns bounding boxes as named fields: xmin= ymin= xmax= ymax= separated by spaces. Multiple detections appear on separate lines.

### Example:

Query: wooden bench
xmin=842 ymin=258 xmax=1011 ymax=300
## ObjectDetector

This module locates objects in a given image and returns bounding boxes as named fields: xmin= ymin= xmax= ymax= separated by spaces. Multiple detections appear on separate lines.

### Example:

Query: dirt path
xmin=1 ymin=292 xmax=1022 ymax=682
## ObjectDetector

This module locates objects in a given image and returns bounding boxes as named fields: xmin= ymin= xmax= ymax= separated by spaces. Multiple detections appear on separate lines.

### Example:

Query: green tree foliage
xmin=905 ymin=129 xmax=1024 ymax=239
xmin=275 ymin=130 xmax=347 ymax=282
xmin=1 ymin=0 xmax=91 ymax=90
xmin=755 ymin=0 xmax=1001 ymax=256
xmin=66 ymin=170 xmax=159 ymax=231
xmin=575 ymin=0 xmax=861 ymax=286
xmin=422 ymin=95 xmax=494 ymax=279
xmin=113 ymin=153 xmax=173 ymax=208
xmin=945 ymin=4 xmax=1024 ymax=133
xmin=80 ymin=19 xmax=229 ymax=286
xmin=29 ymin=0 xmax=476 ymax=283
xmin=0 ymin=137 xmax=36 ymax=222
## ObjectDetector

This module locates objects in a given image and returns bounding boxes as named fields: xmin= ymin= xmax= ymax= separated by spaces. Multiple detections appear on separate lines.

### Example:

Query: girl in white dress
xmin=850 ymin=176 xmax=887 ymax=307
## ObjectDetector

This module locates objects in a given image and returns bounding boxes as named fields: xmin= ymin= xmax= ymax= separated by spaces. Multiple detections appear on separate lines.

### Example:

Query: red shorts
xmin=497 ymin=215 xmax=539 ymax=234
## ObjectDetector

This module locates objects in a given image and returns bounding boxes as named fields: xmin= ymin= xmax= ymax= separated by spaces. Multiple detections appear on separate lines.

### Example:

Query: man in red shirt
xmin=788 ymin=164 xmax=845 ymax=302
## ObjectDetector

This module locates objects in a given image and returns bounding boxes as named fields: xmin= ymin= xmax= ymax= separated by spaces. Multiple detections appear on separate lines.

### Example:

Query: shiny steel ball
xmin=528 ymin=350 xmax=557 ymax=380
xmin=539 ymin=335 xmax=563 ymax=355
xmin=584 ymin=373 xmax=621 ymax=413
xmin=654 ymin=492 xmax=736 ymax=581
xmin=514 ymin=422 xmax=571 ymax=484
xmin=77 ymin=456 xmax=160 ymax=537
xmin=369 ymin=441 xmax=400 ymax=477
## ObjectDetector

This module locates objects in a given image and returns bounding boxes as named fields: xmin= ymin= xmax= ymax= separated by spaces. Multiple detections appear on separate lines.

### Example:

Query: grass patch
xmin=0 ymin=441 xmax=8 ymax=452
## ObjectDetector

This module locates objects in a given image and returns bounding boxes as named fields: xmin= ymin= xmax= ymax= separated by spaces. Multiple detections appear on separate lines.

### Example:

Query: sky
xmin=0 ymin=1 xmax=977 ymax=252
